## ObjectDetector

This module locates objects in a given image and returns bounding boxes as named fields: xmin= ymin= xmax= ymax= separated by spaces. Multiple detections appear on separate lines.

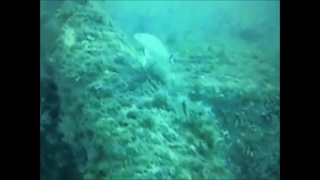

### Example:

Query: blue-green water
xmin=41 ymin=1 xmax=279 ymax=179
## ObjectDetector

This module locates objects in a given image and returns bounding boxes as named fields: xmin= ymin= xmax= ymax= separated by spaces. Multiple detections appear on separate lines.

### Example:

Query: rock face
xmin=41 ymin=1 xmax=279 ymax=180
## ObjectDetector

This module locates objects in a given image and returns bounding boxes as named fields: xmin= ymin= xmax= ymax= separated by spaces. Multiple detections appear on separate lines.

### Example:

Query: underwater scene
xmin=40 ymin=1 xmax=280 ymax=179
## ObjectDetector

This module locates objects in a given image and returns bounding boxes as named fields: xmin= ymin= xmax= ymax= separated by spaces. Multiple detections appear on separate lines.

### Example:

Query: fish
xmin=134 ymin=33 xmax=175 ymax=67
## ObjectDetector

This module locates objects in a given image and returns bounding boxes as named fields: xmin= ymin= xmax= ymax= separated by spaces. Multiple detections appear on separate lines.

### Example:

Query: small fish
xmin=182 ymin=100 xmax=188 ymax=116
xmin=134 ymin=33 xmax=175 ymax=66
